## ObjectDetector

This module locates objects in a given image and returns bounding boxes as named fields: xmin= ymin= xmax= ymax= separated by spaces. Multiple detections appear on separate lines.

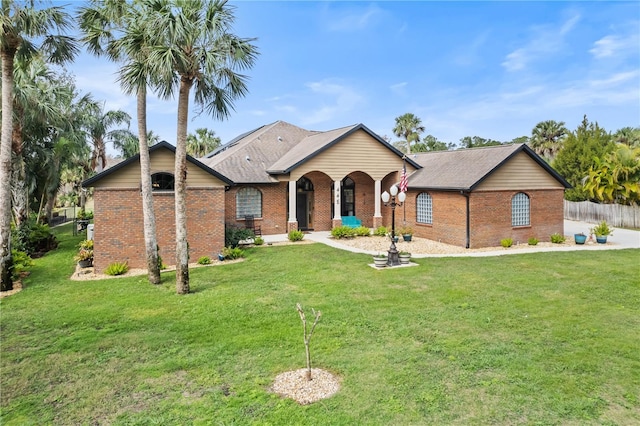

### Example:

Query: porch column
xmin=288 ymin=180 xmax=298 ymax=232
xmin=332 ymin=180 xmax=342 ymax=228
xmin=373 ymin=179 xmax=383 ymax=228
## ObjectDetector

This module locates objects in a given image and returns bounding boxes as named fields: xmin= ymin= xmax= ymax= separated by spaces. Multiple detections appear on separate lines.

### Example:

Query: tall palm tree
xmin=613 ymin=127 xmax=640 ymax=148
xmin=78 ymin=0 xmax=162 ymax=285
xmin=148 ymin=0 xmax=258 ymax=294
xmin=82 ymin=100 xmax=132 ymax=172
xmin=1 ymin=0 xmax=78 ymax=290
xmin=530 ymin=120 xmax=568 ymax=161
xmin=392 ymin=113 xmax=425 ymax=154
xmin=187 ymin=128 xmax=221 ymax=157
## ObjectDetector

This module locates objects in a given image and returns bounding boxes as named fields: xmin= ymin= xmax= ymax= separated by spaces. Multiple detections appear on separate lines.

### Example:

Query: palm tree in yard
xmin=82 ymin=100 xmax=133 ymax=173
xmin=187 ymin=128 xmax=221 ymax=157
xmin=530 ymin=120 xmax=568 ymax=161
xmin=78 ymin=0 xmax=163 ymax=285
xmin=1 ymin=0 xmax=78 ymax=290
xmin=393 ymin=113 xmax=425 ymax=154
xmin=147 ymin=0 xmax=258 ymax=294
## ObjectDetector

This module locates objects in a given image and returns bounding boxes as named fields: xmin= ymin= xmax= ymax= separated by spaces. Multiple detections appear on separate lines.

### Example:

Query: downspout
xmin=461 ymin=190 xmax=470 ymax=249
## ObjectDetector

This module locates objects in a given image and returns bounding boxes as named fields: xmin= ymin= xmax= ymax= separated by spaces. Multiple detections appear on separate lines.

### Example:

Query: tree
xmin=1 ymin=0 xmax=78 ymax=290
xmin=148 ymin=0 xmax=258 ymax=294
xmin=412 ymin=134 xmax=455 ymax=152
xmin=530 ymin=120 xmax=568 ymax=161
xmin=459 ymin=136 xmax=502 ymax=149
xmin=553 ymin=115 xmax=615 ymax=201
xmin=82 ymin=100 xmax=133 ymax=172
xmin=113 ymin=131 xmax=160 ymax=158
xmin=187 ymin=128 xmax=221 ymax=157
xmin=78 ymin=0 xmax=162 ymax=285
xmin=583 ymin=144 xmax=640 ymax=205
xmin=393 ymin=113 xmax=425 ymax=154
xmin=612 ymin=127 xmax=640 ymax=148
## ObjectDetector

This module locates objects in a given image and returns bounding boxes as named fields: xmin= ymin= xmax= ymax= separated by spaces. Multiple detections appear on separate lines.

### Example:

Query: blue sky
xmin=66 ymin=1 xmax=640 ymax=151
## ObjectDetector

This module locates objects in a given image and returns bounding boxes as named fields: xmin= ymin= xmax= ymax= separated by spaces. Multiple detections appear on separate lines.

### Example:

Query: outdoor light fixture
xmin=381 ymin=184 xmax=406 ymax=266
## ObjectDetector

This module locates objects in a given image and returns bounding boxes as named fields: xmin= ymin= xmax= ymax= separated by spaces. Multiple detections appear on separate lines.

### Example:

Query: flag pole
xmin=401 ymin=155 xmax=407 ymax=225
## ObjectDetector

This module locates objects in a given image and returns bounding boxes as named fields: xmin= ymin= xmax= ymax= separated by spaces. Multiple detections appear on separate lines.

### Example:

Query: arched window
xmin=236 ymin=187 xmax=262 ymax=218
xmin=416 ymin=192 xmax=433 ymax=224
xmin=151 ymin=172 xmax=174 ymax=191
xmin=512 ymin=192 xmax=530 ymax=226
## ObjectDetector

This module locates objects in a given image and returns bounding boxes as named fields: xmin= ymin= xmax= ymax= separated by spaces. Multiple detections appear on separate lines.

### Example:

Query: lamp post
xmin=381 ymin=184 xmax=406 ymax=266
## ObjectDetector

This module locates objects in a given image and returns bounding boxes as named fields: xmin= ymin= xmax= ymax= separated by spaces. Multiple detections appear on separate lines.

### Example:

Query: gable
xmin=475 ymin=151 xmax=565 ymax=190
xmin=89 ymin=147 xmax=227 ymax=189
xmin=290 ymin=129 xmax=414 ymax=181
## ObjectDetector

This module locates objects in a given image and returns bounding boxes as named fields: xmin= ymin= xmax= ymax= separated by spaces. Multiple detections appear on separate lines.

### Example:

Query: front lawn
xmin=1 ymin=224 xmax=639 ymax=424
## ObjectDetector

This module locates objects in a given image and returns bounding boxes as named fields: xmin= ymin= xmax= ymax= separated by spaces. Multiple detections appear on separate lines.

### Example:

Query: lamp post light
xmin=381 ymin=184 xmax=406 ymax=266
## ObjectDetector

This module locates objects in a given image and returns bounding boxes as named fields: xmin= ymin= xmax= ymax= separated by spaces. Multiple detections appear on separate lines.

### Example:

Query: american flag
xmin=399 ymin=163 xmax=408 ymax=193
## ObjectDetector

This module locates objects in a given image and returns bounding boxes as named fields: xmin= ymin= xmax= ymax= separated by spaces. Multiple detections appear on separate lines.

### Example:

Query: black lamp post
xmin=381 ymin=184 xmax=406 ymax=266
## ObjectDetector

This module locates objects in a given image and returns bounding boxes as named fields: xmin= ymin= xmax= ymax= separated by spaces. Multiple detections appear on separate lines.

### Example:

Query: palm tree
xmin=187 ymin=128 xmax=221 ymax=157
xmin=82 ymin=100 xmax=132 ymax=172
xmin=114 ymin=131 xmax=160 ymax=159
xmin=530 ymin=120 xmax=568 ymax=161
xmin=1 ymin=0 xmax=78 ymax=290
xmin=393 ymin=113 xmax=425 ymax=154
xmin=148 ymin=0 xmax=258 ymax=294
xmin=78 ymin=0 xmax=162 ymax=285
xmin=613 ymin=127 xmax=640 ymax=148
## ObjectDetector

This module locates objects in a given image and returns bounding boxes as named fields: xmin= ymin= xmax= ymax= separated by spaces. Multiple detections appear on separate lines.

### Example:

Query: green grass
xmin=1 ymin=223 xmax=639 ymax=425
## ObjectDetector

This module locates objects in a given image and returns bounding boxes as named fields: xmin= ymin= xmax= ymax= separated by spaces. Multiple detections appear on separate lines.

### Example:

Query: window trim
xmin=151 ymin=172 xmax=175 ymax=191
xmin=416 ymin=192 xmax=433 ymax=225
xmin=236 ymin=187 xmax=263 ymax=219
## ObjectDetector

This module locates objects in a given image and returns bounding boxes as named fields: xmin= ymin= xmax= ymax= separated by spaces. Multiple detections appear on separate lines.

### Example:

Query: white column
xmin=374 ymin=180 xmax=382 ymax=217
xmin=288 ymin=180 xmax=297 ymax=222
xmin=333 ymin=180 xmax=341 ymax=220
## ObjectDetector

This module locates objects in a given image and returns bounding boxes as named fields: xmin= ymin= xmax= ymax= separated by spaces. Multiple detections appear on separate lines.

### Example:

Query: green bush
xmin=288 ymin=230 xmax=305 ymax=242
xmin=11 ymin=218 xmax=57 ymax=256
xmin=528 ymin=237 xmax=539 ymax=245
xmin=10 ymin=249 xmax=34 ymax=282
xmin=500 ymin=238 xmax=513 ymax=248
xmin=331 ymin=226 xmax=356 ymax=239
xmin=354 ymin=226 xmax=371 ymax=237
xmin=550 ymin=233 xmax=566 ymax=244
xmin=197 ymin=256 xmax=211 ymax=265
xmin=253 ymin=236 xmax=264 ymax=245
xmin=225 ymin=226 xmax=254 ymax=248
xmin=222 ymin=246 xmax=244 ymax=260
xmin=373 ymin=226 xmax=388 ymax=237
xmin=104 ymin=261 xmax=129 ymax=276
xmin=591 ymin=220 xmax=613 ymax=237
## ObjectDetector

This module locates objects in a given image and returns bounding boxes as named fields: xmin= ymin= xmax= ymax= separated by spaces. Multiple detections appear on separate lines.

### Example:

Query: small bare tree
xmin=296 ymin=303 xmax=322 ymax=381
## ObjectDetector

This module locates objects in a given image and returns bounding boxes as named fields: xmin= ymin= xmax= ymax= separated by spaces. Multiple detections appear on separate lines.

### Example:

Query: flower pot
xmin=574 ymin=234 xmax=587 ymax=245
xmin=392 ymin=236 xmax=399 ymax=243
xmin=399 ymin=254 xmax=411 ymax=264
xmin=373 ymin=257 xmax=387 ymax=268
xmin=596 ymin=236 xmax=607 ymax=244
xmin=402 ymin=234 xmax=412 ymax=242
xmin=78 ymin=259 xmax=93 ymax=268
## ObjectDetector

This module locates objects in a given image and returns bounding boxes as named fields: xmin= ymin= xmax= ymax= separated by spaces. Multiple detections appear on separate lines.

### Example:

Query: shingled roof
xmin=406 ymin=143 xmax=570 ymax=191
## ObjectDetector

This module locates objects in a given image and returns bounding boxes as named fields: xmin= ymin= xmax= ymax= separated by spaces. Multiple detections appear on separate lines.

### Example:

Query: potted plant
xmin=398 ymin=226 xmax=413 ymax=242
xmin=574 ymin=233 xmax=587 ymax=244
xmin=399 ymin=251 xmax=411 ymax=264
xmin=591 ymin=221 xmax=613 ymax=244
xmin=388 ymin=233 xmax=399 ymax=244
xmin=74 ymin=239 xmax=94 ymax=268
xmin=372 ymin=253 xmax=388 ymax=268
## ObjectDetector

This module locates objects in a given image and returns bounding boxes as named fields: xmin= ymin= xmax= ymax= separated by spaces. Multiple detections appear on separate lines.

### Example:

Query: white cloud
xmin=390 ymin=82 xmax=408 ymax=96
xmin=300 ymin=80 xmax=364 ymax=125
xmin=324 ymin=4 xmax=383 ymax=32
xmin=590 ymin=33 xmax=639 ymax=59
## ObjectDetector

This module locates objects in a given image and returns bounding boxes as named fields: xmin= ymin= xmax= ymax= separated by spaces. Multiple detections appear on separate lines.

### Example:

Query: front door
xmin=296 ymin=193 xmax=308 ymax=230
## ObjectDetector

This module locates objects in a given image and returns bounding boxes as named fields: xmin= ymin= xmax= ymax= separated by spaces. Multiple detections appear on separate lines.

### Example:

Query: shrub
xmin=288 ymin=230 xmax=305 ymax=242
xmin=591 ymin=220 xmax=613 ymax=237
xmin=398 ymin=226 xmax=413 ymax=236
xmin=76 ymin=208 xmax=94 ymax=220
xmin=528 ymin=237 xmax=539 ymax=245
xmin=74 ymin=240 xmax=94 ymax=262
xmin=550 ymin=233 xmax=566 ymax=244
xmin=104 ymin=261 xmax=129 ymax=276
xmin=222 ymin=246 xmax=244 ymax=260
xmin=331 ymin=226 xmax=356 ymax=239
xmin=11 ymin=218 xmax=57 ymax=256
xmin=10 ymin=249 xmax=34 ymax=282
xmin=254 ymin=236 xmax=264 ymax=245
xmin=500 ymin=238 xmax=513 ymax=248
xmin=354 ymin=226 xmax=371 ymax=237
xmin=197 ymin=256 xmax=211 ymax=265
xmin=373 ymin=226 xmax=388 ymax=237
xmin=225 ymin=225 xmax=254 ymax=248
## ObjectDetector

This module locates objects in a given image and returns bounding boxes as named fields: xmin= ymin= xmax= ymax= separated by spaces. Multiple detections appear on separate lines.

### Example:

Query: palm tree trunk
xmin=175 ymin=78 xmax=191 ymax=294
xmin=0 ymin=50 xmax=15 ymax=291
xmin=10 ymin=154 xmax=28 ymax=226
xmin=137 ymin=88 xmax=161 ymax=285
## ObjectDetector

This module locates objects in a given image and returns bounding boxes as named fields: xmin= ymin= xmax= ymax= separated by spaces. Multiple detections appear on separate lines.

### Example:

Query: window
xmin=236 ymin=187 xmax=262 ymax=218
xmin=151 ymin=172 xmax=174 ymax=191
xmin=416 ymin=192 xmax=433 ymax=224
xmin=512 ymin=192 xmax=530 ymax=226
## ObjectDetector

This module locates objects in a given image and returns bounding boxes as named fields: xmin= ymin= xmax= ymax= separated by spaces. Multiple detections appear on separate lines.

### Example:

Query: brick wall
xmin=93 ymin=187 xmax=225 ymax=273
xmin=393 ymin=188 xmax=565 ymax=248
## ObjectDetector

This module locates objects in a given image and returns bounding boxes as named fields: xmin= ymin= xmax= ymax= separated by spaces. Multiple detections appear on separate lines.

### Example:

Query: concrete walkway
xmin=262 ymin=220 xmax=639 ymax=258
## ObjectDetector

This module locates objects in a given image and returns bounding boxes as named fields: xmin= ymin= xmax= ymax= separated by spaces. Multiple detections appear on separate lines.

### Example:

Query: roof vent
xmin=245 ymin=155 xmax=250 ymax=161
xmin=277 ymin=136 xmax=283 ymax=142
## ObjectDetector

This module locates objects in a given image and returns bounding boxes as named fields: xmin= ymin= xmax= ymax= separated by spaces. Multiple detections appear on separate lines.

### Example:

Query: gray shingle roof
xmin=406 ymin=143 xmax=569 ymax=190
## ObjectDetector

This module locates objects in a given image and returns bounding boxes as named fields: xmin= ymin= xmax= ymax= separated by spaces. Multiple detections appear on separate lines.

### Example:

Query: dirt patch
xmin=270 ymin=368 xmax=341 ymax=405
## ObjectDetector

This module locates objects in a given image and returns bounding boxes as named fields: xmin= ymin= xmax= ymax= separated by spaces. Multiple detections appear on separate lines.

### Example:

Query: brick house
xmin=83 ymin=121 xmax=569 ymax=271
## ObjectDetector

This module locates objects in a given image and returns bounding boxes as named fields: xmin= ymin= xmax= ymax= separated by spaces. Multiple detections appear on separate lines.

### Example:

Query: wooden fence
xmin=564 ymin=200 xmax=640 ymax=228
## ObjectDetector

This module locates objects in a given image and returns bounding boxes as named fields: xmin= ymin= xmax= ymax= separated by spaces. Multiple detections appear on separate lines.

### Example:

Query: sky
xmin=64 ymin=0 xmax=640 ymax=153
